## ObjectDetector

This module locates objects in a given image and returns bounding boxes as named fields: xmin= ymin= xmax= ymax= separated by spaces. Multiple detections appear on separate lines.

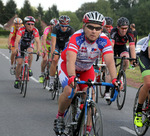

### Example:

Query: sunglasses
xmin=86 ymin=25 xmax=102 ymax=31
xmin=27 ymin=23 xmax=34 ymax=26
xmin=120 ymin=27 xmax=128 ymax=30
xmin=60 ymin=25 xmax=68 ymax=28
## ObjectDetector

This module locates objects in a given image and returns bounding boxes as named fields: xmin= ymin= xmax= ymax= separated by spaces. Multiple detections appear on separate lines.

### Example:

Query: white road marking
xmin=120 ymin=126 xmax=136 ymax=135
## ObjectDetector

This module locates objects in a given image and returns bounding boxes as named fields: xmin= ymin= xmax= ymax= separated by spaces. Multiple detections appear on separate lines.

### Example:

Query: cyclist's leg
xmin=49 ymin=47 xmax=59 ymax=90
xmin=10 ymin=46 xmax=16 ymax=66
xmin=134 ymin=54 xmax=150 ymax=127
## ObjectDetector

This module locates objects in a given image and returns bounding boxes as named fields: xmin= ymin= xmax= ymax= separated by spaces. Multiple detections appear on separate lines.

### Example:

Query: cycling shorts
xmin=17 ymin=43 xmax=34 ymax=58
xmin=139 ymin=51 xmax=150 ymax=78
xmin=58 ymin=57 xmax=95 ymax=90
xmin=114 ymin=44 xmax=128 ymax=56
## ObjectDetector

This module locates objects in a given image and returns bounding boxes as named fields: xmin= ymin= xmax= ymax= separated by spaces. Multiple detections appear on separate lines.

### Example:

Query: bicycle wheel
xmin=133 ymin=85 xmax=149 ymax=136
xmin=20 ymin=65 xmax=28 ymax=98
xmin=116 ymin=70 xmax=126 ymax=110
xmin=43 ymin=73 xmax=47 ymax=89
xmin=51 ymin=78 xmax=57 ymax=100
xmin=64 ymin=98 xmax=77 ymax=135
xmin=99 ymin=67 xmax=106 ymax=98
xmin=78 ymin=102 xmax=103 ymax=136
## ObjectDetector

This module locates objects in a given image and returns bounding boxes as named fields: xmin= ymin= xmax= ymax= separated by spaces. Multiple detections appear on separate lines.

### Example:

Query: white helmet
xmin=83 ymin=11 xmax=105 ymax=26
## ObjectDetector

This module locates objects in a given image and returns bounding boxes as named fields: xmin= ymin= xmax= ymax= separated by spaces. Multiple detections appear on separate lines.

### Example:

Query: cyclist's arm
xmin=42 ymin=33 xmax=48 ymax=50
xmin=50 ymin=35 xmax=56 ymax=57
xmin=103 ymin=53 xmax=117 ymax=80
xmin=8 ymin=33 xmax=13 ymax=46
xmin=67 ymin=50 xmax=76 ymax=77
xmin=129 ymin=42 xmax=136 ymax=64
xmin=14 ymin=35 xmax=21 ymax=50
xmin=34 ymin=37 xmax=40 ymax=52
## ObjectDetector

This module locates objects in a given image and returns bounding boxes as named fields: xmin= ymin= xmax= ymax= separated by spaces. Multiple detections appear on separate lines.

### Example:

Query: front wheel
xmin=116 ymin=71 xmax=126 ymax=110
xmin=133 ymin=85 xmax=149 ymax=136
xmin=79 ymin=102 xmax=103 ymax=136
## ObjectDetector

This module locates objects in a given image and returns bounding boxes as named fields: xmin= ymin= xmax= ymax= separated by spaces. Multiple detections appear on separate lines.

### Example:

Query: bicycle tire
xmin=51 ymin=78 xmax=57 ymax=100
xmin=133 ymin=85 xmax=149 ymax=136
xmin=43 ymin=74 xmax=47 ymax=89
xmin=116 ymin=70 xmax=126 ymax=110
xmin=78 ymin=102 xmax=103 ymax=136
xmin=95 ymin=86 xmax=99 ymax=103
xmin=23 ymin=65 xmax=28 ymax=97
xmin=99 ymin=67 xmax=106 ymax=98
xmin=64 ymin=97 xmax=77 ymax=136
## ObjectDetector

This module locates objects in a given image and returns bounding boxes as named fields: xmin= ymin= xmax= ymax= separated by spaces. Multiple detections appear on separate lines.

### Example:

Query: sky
xmin=2 ymin=0 xmax=97 ymax=12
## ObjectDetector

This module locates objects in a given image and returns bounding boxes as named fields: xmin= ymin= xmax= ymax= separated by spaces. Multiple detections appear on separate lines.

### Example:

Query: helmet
xmin=105 ymin=17 xmax=113 ymax=25
xmin=14 ymin=17 xmax=23 ymax=24
xmin=59 ymin=15 xmax=70 ymax=26
xmin=24 ymin=16 xmax=36 ymax=23
xmin=50 ymin=18 xmax=59 ymax=26
xmin=117 ymin=17 xmax=129 ymax=27
xmin=83 ymin=11 xmax=105 ymax=26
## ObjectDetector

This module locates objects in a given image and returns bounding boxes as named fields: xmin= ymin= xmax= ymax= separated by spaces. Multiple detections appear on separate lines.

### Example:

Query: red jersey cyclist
xmin=104 ymin=17 xmax=113 ymax=34
xmin=110 ymin=17 xmax=137 ymax=71
xmin=8 ymin=17 xmax=23 ymax=72
xmin=53 ymin=11 xmax=122 ymax=135
xmin=14 ymin=16 xmax=40 ymax=89
xmin=39 ymin=18 xmax=59 ymax=83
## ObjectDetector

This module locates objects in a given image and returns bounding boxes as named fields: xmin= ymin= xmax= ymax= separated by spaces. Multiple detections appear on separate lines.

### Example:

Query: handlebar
xmin=68 ymin=78 xmax=119 ymax=102
xmin=19 ymin=51 xmax=39 ymax=61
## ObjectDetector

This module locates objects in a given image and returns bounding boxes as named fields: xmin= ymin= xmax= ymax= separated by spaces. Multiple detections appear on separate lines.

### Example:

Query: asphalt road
xmin=0 ymin=49 xmax=150 ymax=136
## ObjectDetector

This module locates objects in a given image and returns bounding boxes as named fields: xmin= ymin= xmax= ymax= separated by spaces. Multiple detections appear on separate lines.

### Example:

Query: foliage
xmin=1 ymin=0 xmax=150 ymax=36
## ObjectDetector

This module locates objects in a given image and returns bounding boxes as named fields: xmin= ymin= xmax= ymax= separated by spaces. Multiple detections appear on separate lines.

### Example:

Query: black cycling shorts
xmin=114 ymin=44 xmax=128 ymax=56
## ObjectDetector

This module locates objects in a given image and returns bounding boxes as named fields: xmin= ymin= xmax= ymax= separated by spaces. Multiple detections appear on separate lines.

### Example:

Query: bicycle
xmin=133 ymin=85 xmax=150 ymax=136
xmin=50 ymin=52 xmax=62 ymax=100
xmin=20 ymin=50 xmax=39 ymax=97
xmin=62 ymin=78 xmax=121 ymax=136
xmin=43 ymin=47 xmax=51 ymax=89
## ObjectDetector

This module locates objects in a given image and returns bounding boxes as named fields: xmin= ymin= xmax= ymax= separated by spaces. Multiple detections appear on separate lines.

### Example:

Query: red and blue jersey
xmin=61 ymin=29 xmax=113 ymax=71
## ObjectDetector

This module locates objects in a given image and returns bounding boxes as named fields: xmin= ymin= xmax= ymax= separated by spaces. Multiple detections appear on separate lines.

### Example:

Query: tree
xmin=18 ymin=0 xmax=34 ymax=20
xmin=36 ymin=3 xmax=44 ymax=20
xmin=0 ymin=0 xmax=5 ymax=25
xmin=3 ymin=0 xmax=17 ymax=23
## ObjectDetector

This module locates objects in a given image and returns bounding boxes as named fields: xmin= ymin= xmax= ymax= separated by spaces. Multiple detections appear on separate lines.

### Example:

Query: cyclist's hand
xmin=112 ymin=78 xmax=123 ymax=91
xmin=37 ymin=51 xmax=41 ymax=56
xmin=68 ymin=76 xmax=76 ymax=88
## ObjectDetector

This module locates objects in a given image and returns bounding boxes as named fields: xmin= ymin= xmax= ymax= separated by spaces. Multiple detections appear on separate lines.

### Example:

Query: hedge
xmin=0 ymin=30 xmax=10 ymax=36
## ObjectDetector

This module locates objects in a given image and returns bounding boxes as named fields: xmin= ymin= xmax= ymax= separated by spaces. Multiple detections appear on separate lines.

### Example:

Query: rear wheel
xmin=51 ymin=78 xmax=57 ymax=100
xmin=116 ymin=71 xmax=126 ymax=110
xmin=43 ymin=73 xmax=47 ymax=89
xmin=133 ymin=85 xmax=149 ymax=136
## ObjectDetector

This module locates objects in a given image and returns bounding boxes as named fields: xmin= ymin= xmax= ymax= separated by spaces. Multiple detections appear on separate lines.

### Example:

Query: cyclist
xmin=104 ymin=17 xmax=113 ymax=34
xmin=110 ymin=17 xmax=136 ymax=71
xmin=8 ymin=17 xmax=23 ymax=72
xmin=14 ymin=16 xmax=40 ymax=89
xmin=53 ymin=11 xmax=122 ymax=135
xmin=134 ymin=34 xmax=150 ymax=127
xmin=39 ymin=18 xmax=59 ymax=83
xmin=49 ymin=15 xmax=75 ymax=91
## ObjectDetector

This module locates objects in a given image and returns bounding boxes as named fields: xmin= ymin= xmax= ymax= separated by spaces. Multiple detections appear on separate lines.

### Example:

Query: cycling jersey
xmin=51 ymin=24 xmax=75 ymax=51
xmin=16 ymin=26 xmax=39 ymax=58
xmin=58 ymin=29 xmax=113 ymax=88
xmin=111 ymin=27 xmax=134 ymax=46
xmin=10 ymin=25 xmax=23 ymax=47
xmin=111 ymin=27 xmax=134 ymax=56
xmin=42 ymin=26 xmax=52 ymax=47
xmin=139 ymin=34 xmax=150 ymax=77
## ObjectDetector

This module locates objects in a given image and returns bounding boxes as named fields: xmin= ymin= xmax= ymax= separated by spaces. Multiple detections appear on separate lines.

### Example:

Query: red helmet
xmin=24 ymin=16 xmax=36 ymax=23
xmin=59 ymin=15 xmax=70 ymax=26
xmin=50 ymin=18 xmax=59 ymax=26
xmin=83 ymin=11 xmax=105 ymax=26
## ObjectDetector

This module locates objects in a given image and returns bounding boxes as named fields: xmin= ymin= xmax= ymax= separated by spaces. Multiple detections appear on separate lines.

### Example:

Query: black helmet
xmin=59 ymin=15 xmax=70 ymax=26
xmin=83 ymin=11 xmax=105 ymax=26
xmin=24 ymin=16 xmax=36 ymax=23
xmin=117 ymin=17 xmax=129 ymax=27
xmin=105 ymin=17 xmax=113 ymax=25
